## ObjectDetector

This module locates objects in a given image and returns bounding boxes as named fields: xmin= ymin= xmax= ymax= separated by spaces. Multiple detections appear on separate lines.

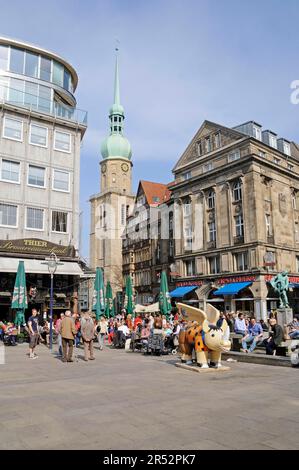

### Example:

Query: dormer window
xmin=197 ymin=140 xmax=203 ymax=156
xmin=284 ymin=143 xmax=291 ymax=156
xmin=269 ymin=134 xmax=277 ymax=149
xmin=205 ymin=136 xmax=212 ymax=153
xmin=253 ymin=125 xmax=262 ymax=141
xmin=214 ymin=132 xmax=221 ymax=149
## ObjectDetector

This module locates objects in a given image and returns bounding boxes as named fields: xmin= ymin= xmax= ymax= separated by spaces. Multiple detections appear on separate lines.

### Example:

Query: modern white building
xmin=0 ymin=36 xmax=87 ymax=319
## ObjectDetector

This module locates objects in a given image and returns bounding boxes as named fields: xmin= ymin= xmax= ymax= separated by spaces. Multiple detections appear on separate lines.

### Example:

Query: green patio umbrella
xmin=92 ymin=267 xmax=105 ymax=321
xmin=11 ymin=260 xmax=28 ymax=327
xmin=159 ymin=270 xmax=172 ymax=319
xmin=124 ymin=275 xmax=135 ymax=316
xmin=104 ymin=281 xmax=115 ymax=318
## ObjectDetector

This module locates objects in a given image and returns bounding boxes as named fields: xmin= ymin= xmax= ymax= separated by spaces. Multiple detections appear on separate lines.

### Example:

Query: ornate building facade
xmin=170 ymin=120 xmax=299 ymax=318
xmin=90 ymin=53 xmax=134 ymax=296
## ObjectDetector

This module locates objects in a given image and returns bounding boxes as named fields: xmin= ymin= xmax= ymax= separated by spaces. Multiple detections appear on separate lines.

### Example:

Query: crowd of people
xmin=1 ymin=307 xmax=299 ymax=360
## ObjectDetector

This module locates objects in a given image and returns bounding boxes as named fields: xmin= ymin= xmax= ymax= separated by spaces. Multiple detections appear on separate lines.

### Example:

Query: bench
xmin=229 ymin=333 xmax=291 ymax=357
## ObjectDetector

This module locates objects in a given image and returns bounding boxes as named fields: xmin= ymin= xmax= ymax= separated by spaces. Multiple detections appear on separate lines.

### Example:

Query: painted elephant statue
xmin=177 ymin=303 xmax=231 ymax=368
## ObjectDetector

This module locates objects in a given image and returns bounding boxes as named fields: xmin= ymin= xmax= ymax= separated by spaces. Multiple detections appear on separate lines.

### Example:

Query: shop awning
xmin=213 ymin=281 xmax=252 ymax=296
xmin=0 ymin=257 xmax=83 ymax=276
xmin=170 ymin=285 xmax=198 ymax=298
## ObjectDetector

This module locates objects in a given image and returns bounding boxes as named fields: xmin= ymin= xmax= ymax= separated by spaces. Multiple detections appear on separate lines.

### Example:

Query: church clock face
xmin=101 ymin=163 xmax=107 ymax=174
xmin=121 ymin=163 xmax=129 ymax=172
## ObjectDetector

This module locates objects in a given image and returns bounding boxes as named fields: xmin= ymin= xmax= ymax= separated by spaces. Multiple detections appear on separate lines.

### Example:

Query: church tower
xmin=90 ymin=50 xmax=134 ymax=295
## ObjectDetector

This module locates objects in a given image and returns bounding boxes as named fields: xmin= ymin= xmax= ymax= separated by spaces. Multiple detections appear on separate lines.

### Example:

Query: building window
xmin=269 ymin=135 xmax=277 ymax=148
xmin=228 ymin=149 xmax=240 ymax=162
xmin=169 ymin=212 xmax=173 ymax=232
xmin=214 ymin=132 xmax=221 ymax=148
xmin=208 ymin=221 xmax=216 ymax=242
xmin=234 ymin=252 xmax=248 ymax=271
xmin=209 ymin=256 xmax=220 ymax=274
xmin=0 ymin=203 xmax=17 ymax=227
xmin=197 ymin=140 xmax=203 ymax=156
xmin=203 ymin=162 xmax=213 ymax=173
xmin=184 ymin=227 xmax=193 ymax=250
xmin=183 ymin=200 xmax=192 ymax=216
xmin=296 ymin=256 xmax=299 ymax=272
xmin=52 ymin=211 xmax=67 ymax=232
xmin=185 ymin=259 xmax=196 ymax=276
xmin=235 ymin=214 xmax=244 ymax=237
xmin=28 ymin=165 xmax=45 ymax=187
xmin=208 ymin=222 xmax=216 ymax=242
xmin=284 ymin=143 xmax=291 ymax=156
xmin=24 ymin=51 xmax=39 ymax=78
xmin=156 ymin=243 xmax=161 ymax=261
xmin=53 ymin=169 xmax=69 ymax=192
xmin=29 ymin=124 xmax=48 ymax=147
xmin=1 ymin=159 xmax=20 ymax=183
xmin=3 ymin=116 xmax=23 ymax=141
xmin=232 ymin=180 xmax=242 ymax=201
xmin=26 ymin=207 xmax=44 ymax=230
xmin=183 ymin=171 xmax=192 ymax=180
xmin=253 ymin=126 xmax=262 ymax=141
xmin=53 ymin=61 xmax=64 ymax=87
xmin=10 ymin=47 xmax=25 ymax=74
xmin=0 ymin=45 xmax=9 ymax=71
xmin=54 ymin=130 xmax=71 ymax=152
xmin=205 ymin=136 xmax=212 ymax=153
xmin=295 ymin=222 xmax=299 ymax=243
xmin=40 ymin=56 xmax=52 ymax=81
xmin=207 ymin=190 xmax=215 ymax=209
xmin=265 ymin=214 xmax=273 ymax=237
xmin=121 ymin=204 xmax=126 ymax=225
xmin=169 ymin=239 xmax=174 ymax=257
xmin=292 ymin=194 xmax=297 ymax=210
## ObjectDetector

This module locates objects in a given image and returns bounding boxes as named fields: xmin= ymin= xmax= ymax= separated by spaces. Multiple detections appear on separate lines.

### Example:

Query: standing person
xmin=81 ymin=312 xmax=96 ymax=361
xmin=59 ymin=310 xmax=76 ymax=362
xmin=27 ymin=308 xmax=39 ymax=359
xmin=55 ymin=313 xmax=64 ymax=356
xmin=241 ymin=317 xmax=264 ymax=353
xmin=97 ymin=316 xmax=108 ymax=350
xmin=262 ymin=317 xmax=283 ymax=355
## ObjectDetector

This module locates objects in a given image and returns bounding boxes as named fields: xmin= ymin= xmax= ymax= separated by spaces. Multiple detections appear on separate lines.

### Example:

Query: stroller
xmin=148 ymin=329 xmax=164 ymax=356
xmin=113 ymin=330 xmax=127 ymax=349
xmin=164 ymin=333 xmax=179 ymax=355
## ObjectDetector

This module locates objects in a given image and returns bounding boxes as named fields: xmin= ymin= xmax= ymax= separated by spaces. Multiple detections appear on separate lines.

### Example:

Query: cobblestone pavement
xmin=1 ymin=342 xmax=298 ymax=450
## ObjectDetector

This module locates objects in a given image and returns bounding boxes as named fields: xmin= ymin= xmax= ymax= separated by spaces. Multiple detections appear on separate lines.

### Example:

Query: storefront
xmin=0 ymin=238 xmax=84 ymax=322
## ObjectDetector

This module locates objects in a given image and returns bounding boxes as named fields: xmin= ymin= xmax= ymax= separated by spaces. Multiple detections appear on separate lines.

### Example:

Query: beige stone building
xmin=169 ymin=120 xmax=299 ymax=319
xmin=90 ymin=54 xmax=134 ymax=296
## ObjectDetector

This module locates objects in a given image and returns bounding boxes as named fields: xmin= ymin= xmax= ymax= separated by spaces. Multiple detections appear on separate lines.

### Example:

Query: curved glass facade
xmin=0 ymin=41 xmax=87 ymax=125
xmin=0 ymin=44 xmax=74 ymax=93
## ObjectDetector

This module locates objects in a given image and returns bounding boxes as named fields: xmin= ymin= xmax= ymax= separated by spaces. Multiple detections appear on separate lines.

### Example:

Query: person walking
xmin=59 ymin=310 xmax=76 ymax=362
xmin=81 ymin=312 xmax=96 ymax=361
xmin=97 ymin=316 xmax=108 ymax=350
xmin=55 ymin=313 xmax=64 ymax=356
xmin=27 ymin=308 xmax=39 ymax=359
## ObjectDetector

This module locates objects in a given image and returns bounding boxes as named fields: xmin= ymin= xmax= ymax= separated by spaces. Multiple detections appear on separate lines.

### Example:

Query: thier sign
xmin=0 ymin=238 xmax=75 ymax=258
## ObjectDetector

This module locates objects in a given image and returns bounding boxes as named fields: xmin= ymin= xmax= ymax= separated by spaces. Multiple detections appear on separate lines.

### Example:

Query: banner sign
xmin=0 ymin=238 xmax=75 ymax=258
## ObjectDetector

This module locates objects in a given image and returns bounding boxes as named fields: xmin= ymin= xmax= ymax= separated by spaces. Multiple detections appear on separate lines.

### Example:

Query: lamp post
xmin=42 ymin=253 xmax=63 ymax=350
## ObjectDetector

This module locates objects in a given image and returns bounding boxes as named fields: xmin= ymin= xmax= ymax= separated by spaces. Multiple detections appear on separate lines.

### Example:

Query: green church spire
xmin=101 ymin=48 xmax=132 ymax=160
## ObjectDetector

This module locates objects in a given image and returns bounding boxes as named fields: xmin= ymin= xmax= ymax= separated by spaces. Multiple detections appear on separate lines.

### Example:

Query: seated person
xmin=262 ymin=317 xmax=283 ymax=355
xmin=234 ymin=312 xmax=247 ymax=336
xmin=260 ymin=319 xmax=269 ymax=332
xmin=287 ymin=316 xmax=299 ymax=339
xmin=6 ymin=323 xmax=18 ymax=345
xmin=241 ymin=317 xmax=264 ymax=353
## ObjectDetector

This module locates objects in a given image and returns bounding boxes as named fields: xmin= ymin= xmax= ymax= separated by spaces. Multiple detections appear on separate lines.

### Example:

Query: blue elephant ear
xmin=206 ymin=303 xmax=220 ymax=324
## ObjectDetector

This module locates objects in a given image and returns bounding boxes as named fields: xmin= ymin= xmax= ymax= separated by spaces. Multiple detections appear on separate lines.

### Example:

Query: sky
xmin=1 ymin=0 xmax=299 ymax=261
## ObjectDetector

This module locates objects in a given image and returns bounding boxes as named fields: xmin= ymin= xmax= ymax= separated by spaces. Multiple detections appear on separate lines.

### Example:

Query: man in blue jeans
xmin=241 ymin=317 xmax=264 ymax=353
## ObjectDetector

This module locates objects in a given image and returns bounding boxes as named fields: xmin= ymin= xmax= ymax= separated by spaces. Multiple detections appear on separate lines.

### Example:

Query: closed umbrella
xmin=92 ymin=267 xmax=105 ymax=321
xmin=11 ymin=260 xmax=28 ymax=330
xmin=124 ymin=275 xmax=135 ymax=316
xmin=159 ymin=270 xmax=172 ymax=319
xmin=104 ymin=281 xmax=115 ymax=318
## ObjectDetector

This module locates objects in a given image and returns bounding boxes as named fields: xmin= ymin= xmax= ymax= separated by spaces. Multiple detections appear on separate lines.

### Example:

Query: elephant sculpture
xmin=177 ymin=303 xmax=231 ymax=368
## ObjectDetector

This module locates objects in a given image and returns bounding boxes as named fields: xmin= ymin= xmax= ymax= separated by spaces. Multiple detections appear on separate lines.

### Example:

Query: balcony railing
xmin=0 ymin=85 xmax=87 ymax=126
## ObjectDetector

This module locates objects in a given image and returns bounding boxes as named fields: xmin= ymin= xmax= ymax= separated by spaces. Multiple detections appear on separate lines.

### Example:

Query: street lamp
xmin=42 ymin=253 xmax=63 ymax=350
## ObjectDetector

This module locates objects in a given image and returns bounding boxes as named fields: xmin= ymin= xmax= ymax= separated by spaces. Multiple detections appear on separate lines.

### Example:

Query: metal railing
xmin=0 ymin=85 xmax=87 ymax=125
